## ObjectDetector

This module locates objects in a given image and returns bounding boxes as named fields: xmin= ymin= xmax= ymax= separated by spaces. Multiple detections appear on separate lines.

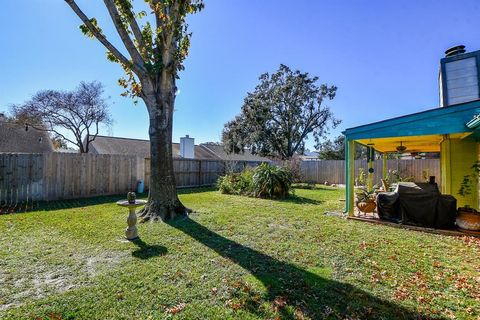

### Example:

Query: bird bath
xmin=116 ymin=199 xmax=147 ymax=240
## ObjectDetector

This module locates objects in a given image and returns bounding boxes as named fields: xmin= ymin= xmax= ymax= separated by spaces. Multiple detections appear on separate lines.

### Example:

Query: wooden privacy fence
xmin=301 ymin=159 xmax=440 ymax=185
xmin=144 ymin=158 xmax=264 ymax=189
xmin=0 ymin=153 xmax=142 ymax=204
xmin=0 ymin=153 xmax=266 ymax=204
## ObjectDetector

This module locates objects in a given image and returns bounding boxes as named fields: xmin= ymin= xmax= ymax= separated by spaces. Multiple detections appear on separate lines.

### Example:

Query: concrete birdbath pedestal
xmin=116 ymin=199 xmax=147 ymax=241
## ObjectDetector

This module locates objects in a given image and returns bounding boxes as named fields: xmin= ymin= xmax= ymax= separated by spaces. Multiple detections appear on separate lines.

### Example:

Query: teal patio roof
xmin=343 ymin=100 xmax=480 ymax=141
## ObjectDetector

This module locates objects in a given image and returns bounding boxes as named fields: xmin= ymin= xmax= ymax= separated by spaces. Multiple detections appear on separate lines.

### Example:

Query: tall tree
xmin=222 ymin=64 xmax=340 ymax=160
xmin=11 ymin=81 xmax=112 ymax=153
xmin=64 ymin=0 xmax=204 ymax=221
xmin=316 ymin=135 xmax=366 ymax=160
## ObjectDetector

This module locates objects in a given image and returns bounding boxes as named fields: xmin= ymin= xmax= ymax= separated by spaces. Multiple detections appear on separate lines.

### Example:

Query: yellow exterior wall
xmin=440 ymin=136 xmax=478 ymax=208
xmin=478 ymin=142 xmax=480 ymax=210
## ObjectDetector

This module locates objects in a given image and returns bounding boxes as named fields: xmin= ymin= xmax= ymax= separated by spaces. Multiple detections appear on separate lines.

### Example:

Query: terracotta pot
xmin=357 ymin=200 xmax=376 ymax=213
xmin=456 ymin=208 xmax=480 ymax=231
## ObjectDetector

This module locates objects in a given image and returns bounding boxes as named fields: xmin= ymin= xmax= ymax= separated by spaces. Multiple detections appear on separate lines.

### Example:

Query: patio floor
xmin=350 ymin=209 xmax=480 ymax=237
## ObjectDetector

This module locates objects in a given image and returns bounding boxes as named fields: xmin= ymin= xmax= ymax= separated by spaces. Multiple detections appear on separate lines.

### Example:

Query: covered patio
xmin=343 ymin=100 xmax=480 ymax=230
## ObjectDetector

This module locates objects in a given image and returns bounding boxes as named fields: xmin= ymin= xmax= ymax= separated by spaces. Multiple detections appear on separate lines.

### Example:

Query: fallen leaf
xmin=165 ymin=303 xmax=186 ymax=315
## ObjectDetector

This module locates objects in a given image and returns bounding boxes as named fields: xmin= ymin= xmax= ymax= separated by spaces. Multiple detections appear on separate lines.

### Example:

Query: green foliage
xmin=385 ymin=169 xmax=414 ymax=183
xmin=106 ymin=51 xmax=119 ymax=63
xmin=355 ymin=186 xmax=378 ymax=202
xmin=79 ymin=18 xmax=102 ymax=38
xmin=279 ymin=158 xmax=304 ymax=182
xmin=458 ymin=175 xmax=473 ymax=197
xmin=222 ymin=64 xmax=340 ymax=159
xmin=457 ymin=161 xmax=480 ymax=197
xmin=218 ymin=164 xmax=293 ymax=199
xmin=355 ymin=168 xmax=367 ymax=186
xmin=72 ymin=0 xmax=204 ymax=99
xmin=252 ymin=163 xmax=293 ymax=198
xmin=316 ymin=135 xmax=366 ymax=160
xmin=217 ymin=169 xmax=254 ymax=196
xmin=292 ymin=181 xmax=317 ymax=189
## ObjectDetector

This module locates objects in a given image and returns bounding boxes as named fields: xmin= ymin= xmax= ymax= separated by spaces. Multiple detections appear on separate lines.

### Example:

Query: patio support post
xmin=382 ymin=153 xmax=388 ymax=180
xmin=345 ymin=138 xmax=355 ymax=216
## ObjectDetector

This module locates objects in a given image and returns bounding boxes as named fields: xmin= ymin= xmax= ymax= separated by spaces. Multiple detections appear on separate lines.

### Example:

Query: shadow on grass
xmin=293 ymin=185 xmax=340 ymax=192
xmin=278 ymin=195 xmax=324 ymax=205
xmin=1 ymin=187 xmax=216 ymax=214
xmin=168 ymin=218 xmax=442 ymax=320
xmin=131 ymin=239 xmax=168 ymax=260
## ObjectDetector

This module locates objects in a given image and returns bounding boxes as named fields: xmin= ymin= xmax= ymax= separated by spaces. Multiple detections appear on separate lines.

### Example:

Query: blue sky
xmin=1 ymin=0 xmax=479 ymax=150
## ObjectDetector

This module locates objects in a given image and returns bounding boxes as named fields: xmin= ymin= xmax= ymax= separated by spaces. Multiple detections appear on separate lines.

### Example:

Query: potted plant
xmin=456 ymin=162 xmax=480 ymax=231
xmin=355 ymin=187 xmax=378 ymax=213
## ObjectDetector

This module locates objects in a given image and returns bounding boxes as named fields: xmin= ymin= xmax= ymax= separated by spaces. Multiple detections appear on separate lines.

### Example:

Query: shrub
xmin=218 ymin=163 xmax=293 ymax=198
xmin=279 ymin=157 xmax=304 ymax=183
xmin=252 ymin=163 xmax=293 ymax=198
xmin=217 ymin=168 xmax=254 ymax=195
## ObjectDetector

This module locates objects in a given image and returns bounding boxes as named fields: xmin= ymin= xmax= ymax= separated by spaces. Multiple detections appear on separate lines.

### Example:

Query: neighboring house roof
xmin=200 ymin=144 xmax=270 ymax=162
xmin=0 ymin=121 xmax=53 ymax=153
xmin=304 ymin=151 xmax=319 ymax=157
xmin=56 ymin=148 xmax=79 ymax=153
xmin=87 ymin=135 xmax=220 ymax=160
xmin=88 ymin=135 xmax=269 ymax=162
xmin=298 ymin=155 xmax=320 ymax=161
xmin=299 ymin=151 xmax=320 ymax=161
xmin=88 ymin=136 xmax=150 ymax=156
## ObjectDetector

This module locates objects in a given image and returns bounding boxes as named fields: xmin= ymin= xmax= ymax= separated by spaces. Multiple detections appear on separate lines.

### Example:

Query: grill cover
xmin=377 ymin=182 xmax=457 ymax=229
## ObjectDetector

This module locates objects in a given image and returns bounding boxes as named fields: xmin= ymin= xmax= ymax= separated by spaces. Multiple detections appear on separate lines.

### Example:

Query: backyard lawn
xmin=0 ymin=187 xmax=479 ymax=319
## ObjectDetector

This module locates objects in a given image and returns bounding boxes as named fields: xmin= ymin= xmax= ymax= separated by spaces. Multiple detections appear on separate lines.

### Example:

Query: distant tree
xmin=11 ymin=81 xmax=112 ymax=153
xmin=316 ymin=135 xmax=367 ymax=160
xmin=64 ymin=0 xmax=204 ymax=221
xmin=51 ymin=135 xmax=70 ymax=150
xmin=222 ymin=64 xmax=340 ymax=160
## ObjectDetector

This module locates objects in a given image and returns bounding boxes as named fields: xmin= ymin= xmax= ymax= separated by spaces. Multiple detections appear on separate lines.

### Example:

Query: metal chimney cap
xmin=445 ymin=45 xmax=466 ymax=57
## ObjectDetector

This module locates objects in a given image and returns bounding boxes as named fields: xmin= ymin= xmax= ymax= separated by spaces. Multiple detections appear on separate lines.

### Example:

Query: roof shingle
xmin=0 ymin=121 xmax=53 ymax=153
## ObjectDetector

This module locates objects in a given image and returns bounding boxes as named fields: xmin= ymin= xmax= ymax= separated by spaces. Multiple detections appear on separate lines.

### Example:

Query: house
xmin=343 ymin=45 xmax=480 ymax=216
xmin=199 ymin=143 xmax=271 ymax=162
xmin=87 ymin=135 xmax=217 ymax=159
xmin=87 ymin=135 xmax=270 ymax=162
xmin=0 ymin=116 xmax=53 ymax=153
xmin=298 ymin=150 xmax=320 ymax=161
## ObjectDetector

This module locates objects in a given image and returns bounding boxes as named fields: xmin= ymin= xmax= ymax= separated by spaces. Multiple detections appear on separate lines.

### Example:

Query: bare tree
xmin=64 ymin=0 xmax=204 ymax=221
xmin=11 ymin=81 xmax=112 ymax=153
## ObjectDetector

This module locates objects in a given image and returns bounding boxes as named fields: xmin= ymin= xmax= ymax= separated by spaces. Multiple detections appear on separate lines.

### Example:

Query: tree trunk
xmin=139 ymin=87 xmax=190 ymax=221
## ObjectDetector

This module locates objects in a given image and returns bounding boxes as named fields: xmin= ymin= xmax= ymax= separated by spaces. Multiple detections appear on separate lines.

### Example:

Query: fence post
xmin=198 ymin=159 xmax=202 ymax=186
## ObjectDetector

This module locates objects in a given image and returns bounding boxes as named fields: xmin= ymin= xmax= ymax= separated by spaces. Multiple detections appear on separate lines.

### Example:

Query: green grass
xmin=0 ymin=186 xmax=479 ymax=319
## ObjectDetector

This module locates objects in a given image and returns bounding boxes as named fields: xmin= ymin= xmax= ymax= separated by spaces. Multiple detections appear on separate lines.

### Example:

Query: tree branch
xmin=102 ymin=0 xmax=146 ymax=72
xmin=64 ymin=0 xmax=142 ymax=75
xmin=129 ymin=15 xmax=145 ymax=50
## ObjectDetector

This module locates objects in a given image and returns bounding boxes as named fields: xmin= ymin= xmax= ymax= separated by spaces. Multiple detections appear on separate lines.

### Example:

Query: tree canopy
xmin=11 ymin=81 xmax=111 ymax=153
xmin=222 ymin=64 xmax=340 ymax=160
xmin=316 ymin=135 xmax=367 ymax=160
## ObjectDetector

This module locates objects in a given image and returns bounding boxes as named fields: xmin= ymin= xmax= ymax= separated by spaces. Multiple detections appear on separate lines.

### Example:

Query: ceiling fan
xmin=396 ymin=141 xmax=407 ymax=153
